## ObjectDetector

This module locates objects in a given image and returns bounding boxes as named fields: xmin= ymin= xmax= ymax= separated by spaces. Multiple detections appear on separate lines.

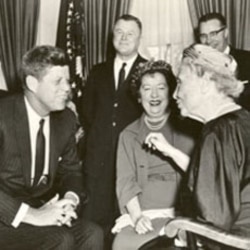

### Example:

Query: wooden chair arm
xmin=164 ymin=217 xmax=250 ymax=250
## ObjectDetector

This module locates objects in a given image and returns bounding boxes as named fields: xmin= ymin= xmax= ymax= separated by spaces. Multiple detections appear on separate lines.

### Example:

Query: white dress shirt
xmin=25 ymin=97 xmax=50 ymax=185
xmin=114 ymin=54 xmax=138 ymax=89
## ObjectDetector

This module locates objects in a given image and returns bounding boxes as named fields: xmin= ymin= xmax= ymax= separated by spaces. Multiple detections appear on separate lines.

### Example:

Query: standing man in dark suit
xmin=198 ymin=12 xmax=250 ymax=110
xmin=0 ymin=45 xmax=103 ymax=250
xmin=81 ymin=14 xmax=147 ymax=238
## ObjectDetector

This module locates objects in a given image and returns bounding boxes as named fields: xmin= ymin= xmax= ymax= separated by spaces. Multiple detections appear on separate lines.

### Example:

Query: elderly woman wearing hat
xmin=146 ymin=44 xmax=250 ymax=243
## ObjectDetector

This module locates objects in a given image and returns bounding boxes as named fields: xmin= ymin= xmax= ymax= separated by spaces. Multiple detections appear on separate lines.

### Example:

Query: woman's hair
xmin=131 ymin=60 xmax=177 ymax=99
xmin=182 ymin=44 xmax=244 ymax=99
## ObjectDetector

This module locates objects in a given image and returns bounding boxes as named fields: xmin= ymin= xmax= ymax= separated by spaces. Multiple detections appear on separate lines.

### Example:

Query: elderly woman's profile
xmin=142 ymin=44 xmax=250 ymax=250
xmin=112 ymin=60 xmax=195 ymax=250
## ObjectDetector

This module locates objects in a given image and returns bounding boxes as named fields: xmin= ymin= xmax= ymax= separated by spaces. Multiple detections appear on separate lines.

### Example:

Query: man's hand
xmin=60 ymin=202 xmax=77 ymax=227
xmin=22 ymin=194 xmax=77 ymax=227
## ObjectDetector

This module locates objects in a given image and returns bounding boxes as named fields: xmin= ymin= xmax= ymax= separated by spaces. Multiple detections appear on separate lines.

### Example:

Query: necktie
xmin=118 ymin=62 xmax=126 ymax=89
xmin=34 ymin=119 xmax=45 ymax=186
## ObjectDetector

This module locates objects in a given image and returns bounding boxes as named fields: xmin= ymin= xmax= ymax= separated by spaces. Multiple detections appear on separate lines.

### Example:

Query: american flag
xmin=65 ymin=0 xmax=85 ymax=102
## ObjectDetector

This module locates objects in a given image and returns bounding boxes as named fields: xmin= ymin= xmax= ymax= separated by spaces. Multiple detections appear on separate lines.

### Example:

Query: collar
xmin=224 ymin=45 xmax=230 ymax=54
xmin=136 ymin=114 xmax=151 ymax=144
xmin=206 ymin=101 xmax=241 ymax=123
xmin=115 ymin=54 xmax=138 ymax=70
xmin=24 ymin=97 xmax=49 ymax=124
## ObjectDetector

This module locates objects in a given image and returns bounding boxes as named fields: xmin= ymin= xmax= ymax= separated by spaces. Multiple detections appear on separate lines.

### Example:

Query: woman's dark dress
xmin=188 ymin=108 xmax=250 ymax=236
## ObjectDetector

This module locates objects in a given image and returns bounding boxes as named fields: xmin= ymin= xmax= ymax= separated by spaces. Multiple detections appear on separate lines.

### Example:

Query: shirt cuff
xmin=64 ymin=191 xmax=79 ymax=206
xmin=11 ymin=203 xmax=30 ymax=228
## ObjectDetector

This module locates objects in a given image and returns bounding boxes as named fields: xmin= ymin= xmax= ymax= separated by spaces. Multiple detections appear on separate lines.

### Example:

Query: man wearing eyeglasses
xmin=198 ymin=12 xmax=250 ymax=110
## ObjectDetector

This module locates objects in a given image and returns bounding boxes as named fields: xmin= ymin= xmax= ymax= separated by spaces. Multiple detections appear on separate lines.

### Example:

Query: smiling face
xmin=199 ymin=19 xmax=228 ymax=52
xmin=33 ymin=65 xmax=70 ymax=115
xmin=113 ymin=19 xmax=141 ymax=59
xmin=139 ymin=72 xmax=170 ymax=122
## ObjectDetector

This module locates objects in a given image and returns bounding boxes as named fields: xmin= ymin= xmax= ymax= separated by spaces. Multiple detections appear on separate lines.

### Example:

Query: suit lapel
xmin=118 ymin=55 xmax=145 ymax=91
xmin=127 ymin=55 xmax=143 ymax=81
xmin=15 ymin=95 xmax=32 ymax=187
xmin=49 ymin=113 xmax=60 ymax=183
xmin=107 ymin=60 xmax=116 ymax=94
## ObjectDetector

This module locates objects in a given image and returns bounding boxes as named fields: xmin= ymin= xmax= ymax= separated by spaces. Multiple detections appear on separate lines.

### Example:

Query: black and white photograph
xmin=0 ymin=0 xmax=249 ymax=249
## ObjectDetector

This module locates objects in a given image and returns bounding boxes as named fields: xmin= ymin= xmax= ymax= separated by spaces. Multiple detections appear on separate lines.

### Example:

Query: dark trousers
xmin=0 ymin=217 xmax=103 ymax=250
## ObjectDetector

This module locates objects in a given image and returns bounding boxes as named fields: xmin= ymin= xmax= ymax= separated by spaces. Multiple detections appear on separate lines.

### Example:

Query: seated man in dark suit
xmin=0 ymin=45 xmax=103 ymax=250
xmin=198 ymin=12 xmax=250 ymax=110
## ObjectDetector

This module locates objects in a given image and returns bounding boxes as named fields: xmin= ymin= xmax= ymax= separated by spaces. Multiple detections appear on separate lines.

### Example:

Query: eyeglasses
xmin=199 ymin=27 xmax=226 ymax=41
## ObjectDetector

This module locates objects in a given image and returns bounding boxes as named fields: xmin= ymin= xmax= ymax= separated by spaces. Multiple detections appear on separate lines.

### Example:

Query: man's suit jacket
xmin=230 ymin=46 xmax=250 ymax=110
xmin=0 ymin=94 xmax=85 ymax=226
xmin=81 ymin=54 xmax=146 ymax=224
xmin=82 ymin=54 xmax=146 ymax=177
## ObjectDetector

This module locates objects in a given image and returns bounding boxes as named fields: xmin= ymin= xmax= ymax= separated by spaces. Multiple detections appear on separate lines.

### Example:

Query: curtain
xmin=0 ymin=0 xmax=40 ymax=92
xmin=129 ymin=0 xmax=194 ymax=74
xmin=36 ymin=0 xmax=61 ymax=46
xmin=84 ymin=0 xmax=131 ymax=74
xmin=187 ymin=0 xmax=250 ymax=50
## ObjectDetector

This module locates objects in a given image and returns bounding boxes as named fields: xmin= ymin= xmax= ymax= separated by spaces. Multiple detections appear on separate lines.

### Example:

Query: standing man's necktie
xmin=34 ymin=119 xmax=45 ymax=186
xmin=118 ymin=62 xmax=127 ymax=89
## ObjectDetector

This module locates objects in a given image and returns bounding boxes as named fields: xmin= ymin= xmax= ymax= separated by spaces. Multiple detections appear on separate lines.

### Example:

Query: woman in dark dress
xmin=145 ymin=44 xmax=250 ymax=249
